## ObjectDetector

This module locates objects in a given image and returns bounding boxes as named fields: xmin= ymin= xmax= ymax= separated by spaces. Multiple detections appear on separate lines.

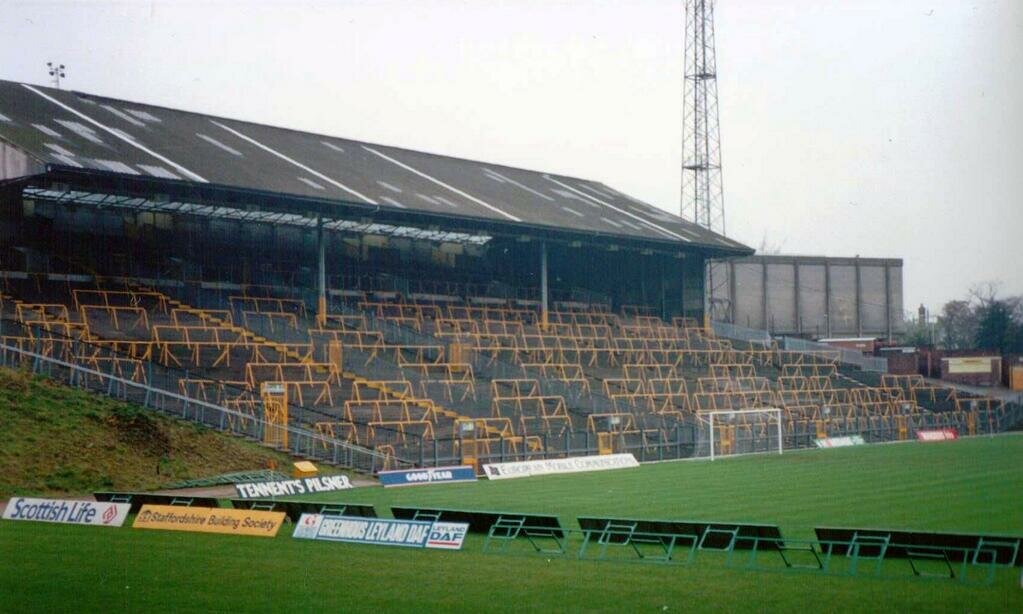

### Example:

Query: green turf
xmin=1 ymin=436 xmax=1021 ymax=612
xmin=299 ymin=434 xmax=1023 ymax=539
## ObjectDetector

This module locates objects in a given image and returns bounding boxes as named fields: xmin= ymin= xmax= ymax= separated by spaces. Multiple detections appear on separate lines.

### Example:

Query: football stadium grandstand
xmin=0 ymin=78 xmax=1017 ymax=475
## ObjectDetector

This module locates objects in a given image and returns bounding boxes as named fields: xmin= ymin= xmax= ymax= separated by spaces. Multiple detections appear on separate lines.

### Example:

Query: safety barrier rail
xmin=0 ymin=339 xmax=404 ymax=474
xmin=782 ymin=336 xmax=888 ymax=373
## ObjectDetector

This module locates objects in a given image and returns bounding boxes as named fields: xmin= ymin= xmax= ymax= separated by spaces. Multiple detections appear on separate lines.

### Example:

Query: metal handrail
xmin=0 ymin=341 xmax=399 ymax=472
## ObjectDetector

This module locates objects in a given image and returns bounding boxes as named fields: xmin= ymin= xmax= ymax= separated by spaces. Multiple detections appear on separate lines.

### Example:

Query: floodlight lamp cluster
xmin=46 ymin=61 xmax=67 ymax=88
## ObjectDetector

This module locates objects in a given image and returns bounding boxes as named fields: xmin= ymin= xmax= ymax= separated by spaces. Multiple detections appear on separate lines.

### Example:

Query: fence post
xmin=32 ymin=336 xmax=42 ymax=373
xmin=182 ymin=368 xmax=191 ymax=414
xmin=144 ymin=360 xmax=153 ymax=407
xmin=106 ymin=359 xmax=117 ymax=397
xmin=68 ymin=340 xmax=78 ymax=387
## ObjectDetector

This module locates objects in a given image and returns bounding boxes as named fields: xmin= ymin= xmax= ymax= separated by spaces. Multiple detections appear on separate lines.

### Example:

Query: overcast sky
xmin=2 ymin=0 xmax=1020 ymax=313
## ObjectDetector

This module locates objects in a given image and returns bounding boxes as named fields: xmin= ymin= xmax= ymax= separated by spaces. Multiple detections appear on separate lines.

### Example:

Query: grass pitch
xmin=2 ymin=435 xmax=1021 ymax=612
xmin=296 ymin=434 xmax=1023 ymax=538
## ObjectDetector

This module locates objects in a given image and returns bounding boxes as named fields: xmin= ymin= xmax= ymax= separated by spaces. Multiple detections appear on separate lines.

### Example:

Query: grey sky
xmin=2 ymin=0 xmax=1020 ymax=314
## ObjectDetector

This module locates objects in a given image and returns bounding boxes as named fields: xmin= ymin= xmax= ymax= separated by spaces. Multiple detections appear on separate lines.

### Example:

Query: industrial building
xmin=707 ymin=255 xmax=904 ymax=340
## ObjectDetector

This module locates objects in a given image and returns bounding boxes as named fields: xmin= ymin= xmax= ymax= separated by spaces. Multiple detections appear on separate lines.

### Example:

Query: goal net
xmin=695 ymin=408 xmax=784 ymax=460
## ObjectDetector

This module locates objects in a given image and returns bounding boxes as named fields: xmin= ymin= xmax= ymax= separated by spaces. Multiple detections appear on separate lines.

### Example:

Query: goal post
xmin=697 ymin=408 xmax=784 ymax=461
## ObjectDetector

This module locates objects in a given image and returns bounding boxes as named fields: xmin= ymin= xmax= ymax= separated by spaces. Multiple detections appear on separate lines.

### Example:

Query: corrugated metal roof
xmin=0 ymin=79 xmax=749 ymax=252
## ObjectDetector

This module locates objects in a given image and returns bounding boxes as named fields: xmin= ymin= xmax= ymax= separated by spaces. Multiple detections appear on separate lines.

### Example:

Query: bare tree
xmin=937 ymin=300 xmax=978 ymax=350
xmin=917 ymin=281 xmax=1020 ymax=351
xmin=968 ymin=281 xmax=1002 ymax=307
xmin=756 ymin=232 xmax=785 ymax=256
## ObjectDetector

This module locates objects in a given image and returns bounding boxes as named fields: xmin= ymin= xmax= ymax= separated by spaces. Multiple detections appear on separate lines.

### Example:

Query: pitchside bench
xmin=230 ymin=499 xmax=377 ymax=522
xmin=575 ymin=517 xmax=812 ymax=565
xmin=814 ymin=526 xmax=1023 ymax=579
xmin=391 ymin=506 xmax=567 ymax=554
xmin=93 ymin=491 xmax=219 ymax=514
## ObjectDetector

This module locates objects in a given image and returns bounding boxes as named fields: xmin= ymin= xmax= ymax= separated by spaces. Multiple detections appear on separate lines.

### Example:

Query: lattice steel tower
xmin=682 ymin=0 xmax=725 ymax=235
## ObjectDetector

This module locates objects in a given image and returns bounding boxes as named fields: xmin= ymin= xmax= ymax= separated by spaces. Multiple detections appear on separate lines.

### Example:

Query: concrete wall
xmin=708 ymin=255 xmax=904 ymax=338
xmin=0 ymin=140 xmax=43 ymax=181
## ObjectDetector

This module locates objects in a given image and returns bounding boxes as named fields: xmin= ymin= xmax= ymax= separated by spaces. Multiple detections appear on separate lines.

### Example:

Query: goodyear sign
xmin=293 ymin=514 xmax=468 ymax=550
xmin=234 ymin=474 xmax=352 ymax=499
xmin=377 ymin=465 xmax=477 ymax=488
xmin=3 ymin=497 xmax=129 ymax=528
xmin=133 ymin=505 xmax=285 ymax=537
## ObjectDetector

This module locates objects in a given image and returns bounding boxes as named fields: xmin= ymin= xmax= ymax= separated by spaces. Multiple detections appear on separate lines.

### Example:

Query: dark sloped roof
xmin=0 ymin=79 xmax=748 ymax=252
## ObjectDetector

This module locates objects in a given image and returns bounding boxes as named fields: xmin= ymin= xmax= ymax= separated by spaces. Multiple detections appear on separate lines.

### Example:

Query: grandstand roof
xmin=0 ymin=79 xmax=749 ymax=253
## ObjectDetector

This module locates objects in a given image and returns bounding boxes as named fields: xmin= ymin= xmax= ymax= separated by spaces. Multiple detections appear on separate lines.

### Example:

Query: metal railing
xmin=711 ymin=321 xmax=772 ymax=345
xmin=0 ymin=341 xmax=404 ymax=474
xmin=477 ymin=525 xmax=1011 ymax=587
xmin=781 ymin=336 xmax=888 ymax=373
xmin=711 ymin=320 xmax=888 ymax=373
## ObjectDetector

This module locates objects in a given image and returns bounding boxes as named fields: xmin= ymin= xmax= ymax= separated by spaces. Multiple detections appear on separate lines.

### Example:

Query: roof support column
xmin=540 ymin=241 xmax=549 ymax=330
xmin=680 ymin=258 xmax=687 ymax=319
xmin=659 ymin=256 xmax=667 ymax=322
xmin=703 ymin=259 xmax=712 ymax=331
xmin=316 ymin=215 xmax=326 ymax=327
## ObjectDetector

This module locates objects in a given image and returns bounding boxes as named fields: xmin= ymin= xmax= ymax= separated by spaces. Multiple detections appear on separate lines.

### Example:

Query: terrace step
xmin=131 ymin=282 xmax=492 ymax=448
